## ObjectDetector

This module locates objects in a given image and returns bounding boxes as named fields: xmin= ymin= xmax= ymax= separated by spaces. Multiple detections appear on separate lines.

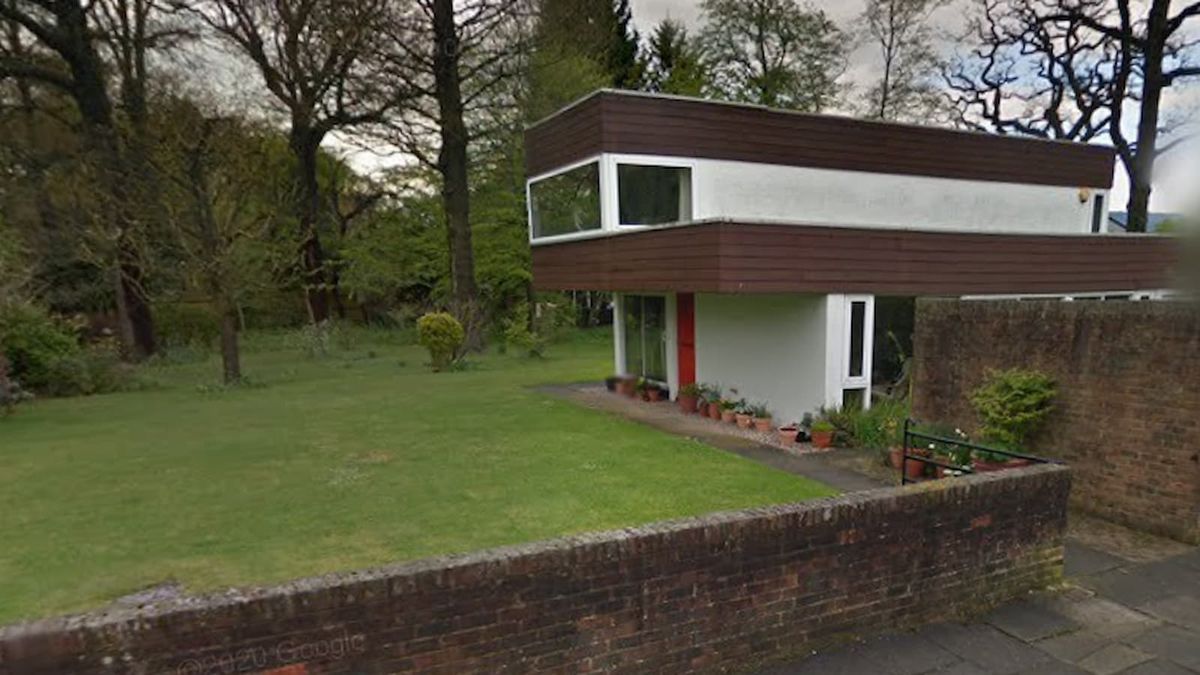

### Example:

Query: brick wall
xmin=913 ymin=299 xmax=1200 ymax=544
xmin=0 ymin=467 xmax=1068 ymax=675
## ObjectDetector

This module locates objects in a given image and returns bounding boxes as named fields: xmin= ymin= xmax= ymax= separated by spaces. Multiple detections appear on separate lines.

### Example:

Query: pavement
xmin=756 ymin=543 xmax=1200 ymax=675
xmin=550 ymin=384 xmax=1200 ymax=675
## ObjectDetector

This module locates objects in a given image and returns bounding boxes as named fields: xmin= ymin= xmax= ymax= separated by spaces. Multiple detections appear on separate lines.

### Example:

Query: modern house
xmin=525 ymin=90 xmax=1177 ymax=424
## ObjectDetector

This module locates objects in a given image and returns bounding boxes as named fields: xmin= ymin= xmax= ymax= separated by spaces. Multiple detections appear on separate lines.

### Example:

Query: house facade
xmin=525 ymin=90 xmax=1178 ymax=424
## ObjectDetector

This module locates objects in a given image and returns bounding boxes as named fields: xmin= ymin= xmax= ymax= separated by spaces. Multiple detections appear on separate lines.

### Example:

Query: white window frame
xmin=526 ymin=154 xmax=605 ymax=245
xmin=618 ymin=292 xmax=672 ymax=387
xmin=841 ymin=295 xmax=874 ymax=409
xmin=609 ymin=154 xmax=698 ymax=230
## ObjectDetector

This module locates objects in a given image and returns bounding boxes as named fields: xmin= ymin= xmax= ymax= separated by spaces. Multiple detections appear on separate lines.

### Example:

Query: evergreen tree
xmin=646 ymin=19 xmax=707 ymax=96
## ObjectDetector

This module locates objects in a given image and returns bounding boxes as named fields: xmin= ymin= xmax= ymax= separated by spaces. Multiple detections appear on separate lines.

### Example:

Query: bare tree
xmin=382 ymin=0 xmax=531 ymax=340
xmin=1048 ymin=0 xmax=1200 ymax=232
xmin=0 ymin=0 xmax=160 ymax=357
xmin=861 ymin=0 xmax=943 ymax=122
xmin=184 ymin=0 xmax=398 ymax=323
xmin=945 ymin=0 xmax=1119 ymax=141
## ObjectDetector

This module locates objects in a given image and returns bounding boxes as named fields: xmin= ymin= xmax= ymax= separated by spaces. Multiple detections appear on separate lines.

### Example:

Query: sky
xmin=628 ymin=0 xmax=1199 ymax=215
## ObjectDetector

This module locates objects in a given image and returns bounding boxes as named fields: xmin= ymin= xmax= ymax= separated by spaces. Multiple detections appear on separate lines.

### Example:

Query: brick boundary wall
xmin=912 ymin=299 xmax=1200 ymax=544
xmin=0 ymin=466 xmax=1069 ymax=675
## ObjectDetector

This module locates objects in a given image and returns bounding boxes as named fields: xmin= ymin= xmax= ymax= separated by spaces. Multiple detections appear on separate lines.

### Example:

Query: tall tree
xmin=185 ymin=0 xmax=396 ymax=322
xmin=0 ymin=0 xmax=160 ymax=357
xmin=530 ymin=0 xmax=642 ymax=116
xmin=699 ymin=0 xmax=846 ymax=111
xmin=645 ymin=18 xmax=707 ymax=96
xmin=1050 ymin=0 xmax=1200 ymax=232
xmin=860 ymin=0 xmax=942 ymax=121
xmin=384 ymin=0 xmax=530 ymax=340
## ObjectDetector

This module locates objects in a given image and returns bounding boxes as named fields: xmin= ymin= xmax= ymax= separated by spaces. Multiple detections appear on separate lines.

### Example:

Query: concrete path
xmin=543 ymin=383 xmax=888 ymax=493
xmin=757 ymin=543 xmax=1200 ymax=675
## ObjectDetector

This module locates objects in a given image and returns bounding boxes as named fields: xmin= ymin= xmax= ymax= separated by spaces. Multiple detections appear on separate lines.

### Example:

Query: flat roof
xmin=525 ymin=90 xmax=1115 ymax=189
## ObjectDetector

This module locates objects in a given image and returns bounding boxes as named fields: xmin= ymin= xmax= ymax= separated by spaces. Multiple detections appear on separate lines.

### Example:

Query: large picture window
xmin=529 ymin=162 xmax=601 ymax=239
xmin=617 ymin=164 xmax=692 ymax=226
xmin=623 ymin=295 xmax=667 ymax=382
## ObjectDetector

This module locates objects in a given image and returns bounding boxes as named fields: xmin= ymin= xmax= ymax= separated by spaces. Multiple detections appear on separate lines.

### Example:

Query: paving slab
xmin=1127 ymin=625 xmax=1200 ymax=670
xmin=1033 ymin=629 xmax=1113 ymax=663
xmin=1082 ymin=560 xmax=1198 ymax=608
xmin=929 ymin=662 xmax=989 ymax=675
xmin=1138 ymin=595 xmax=1200 ymax=631
xmin=855 ymin=633 xmax=962 ymax=675
xmin=985 ymin=600 xmax=1080 ymax=642
xmin=924 ymin=623 xmax=1055 ymax=675
xmin=1075 ymin=643 xmax=1154 ymax=675
xmin=1119 ymin=659 xmax=1200 ymax=675
xmin=1066 ymin=542 xmax=1127 ymax=578
xmin=1042 ymin=595 xmax=1160 ymax=639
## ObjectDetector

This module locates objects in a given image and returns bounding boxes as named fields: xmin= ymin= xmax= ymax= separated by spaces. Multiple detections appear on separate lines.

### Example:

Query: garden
xmin=0 ymin=309 xmax=835 ymax=625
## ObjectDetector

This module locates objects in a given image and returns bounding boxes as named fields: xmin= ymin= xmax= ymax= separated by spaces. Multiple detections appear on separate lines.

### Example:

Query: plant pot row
xmin=887 ymin=447 xmax=1033 ymax=480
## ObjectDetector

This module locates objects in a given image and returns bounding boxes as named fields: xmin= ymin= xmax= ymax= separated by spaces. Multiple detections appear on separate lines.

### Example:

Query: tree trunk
xmin=219 ymin=307 xmax=241 ymax=385
xmin=289 ymin=127 xmax=331 ymax=323
xmin=1123 ymin=0 xmax=1170 ymax=233
xmin=431 ymin=0 xmax=479 ymax=337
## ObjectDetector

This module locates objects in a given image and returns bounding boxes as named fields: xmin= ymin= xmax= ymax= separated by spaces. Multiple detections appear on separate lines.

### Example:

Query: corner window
xmin=617 ymin=164 xmax=692 ymax=226
xmin=529 ymin=162 xmax=601 ymax=239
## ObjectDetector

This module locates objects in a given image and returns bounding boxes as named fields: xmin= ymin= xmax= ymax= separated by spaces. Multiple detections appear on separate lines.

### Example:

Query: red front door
xmin=677 ymin=293 xmax=696 ymax=388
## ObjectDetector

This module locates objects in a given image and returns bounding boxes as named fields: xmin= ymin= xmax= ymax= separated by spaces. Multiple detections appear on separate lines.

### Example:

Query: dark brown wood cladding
xmin=525 ymin=91 xmax=1115 ymax=188
xmin=531 ymin=222 xmax=1178 ymax=296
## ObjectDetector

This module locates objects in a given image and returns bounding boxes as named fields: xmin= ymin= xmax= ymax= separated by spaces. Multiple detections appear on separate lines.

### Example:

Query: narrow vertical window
xmin=1091 ymin=194 xmax=1104 ymax=233
xmin=848 ymin=301 xmax=866 ymax=378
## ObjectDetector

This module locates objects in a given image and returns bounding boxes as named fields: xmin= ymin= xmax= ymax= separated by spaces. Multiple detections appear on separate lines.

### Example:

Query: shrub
xmin=154 ymin=302 xmax=221 ymax=350
xmin=417 ymin=312 xmax=465 ymax=371
xmin=502 ymin=309 xmax=546 ymax=358
xmin=970 ymin=368 xmax=1056 ymax=449
xmin=817 ymin=399 xmax=909 ymax=450
xmin=679 ymin=382 xmax=703 ymax=397
xmin=0 ymin=354 xmax=33 ymax=416
xmin=811 ymin=420 xmax=835 ymax=433
xmin=0 ymin=302 xmax=81 ymax=392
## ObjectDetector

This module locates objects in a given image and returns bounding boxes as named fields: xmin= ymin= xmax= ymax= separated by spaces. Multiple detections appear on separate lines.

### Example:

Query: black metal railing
xmin=900 ymin=418 xmax=1056 ymax=485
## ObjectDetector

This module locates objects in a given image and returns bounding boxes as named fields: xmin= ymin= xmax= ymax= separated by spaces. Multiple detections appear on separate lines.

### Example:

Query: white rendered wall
xmin=694 ymin=293 xmax=828 ymax=425
xmin=690 ymin=157 xmax=1102 ymax=234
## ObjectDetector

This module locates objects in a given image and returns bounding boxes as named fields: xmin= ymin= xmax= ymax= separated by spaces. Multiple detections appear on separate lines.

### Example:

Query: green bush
xmin=818 ymin=398 xmax=910 ymax=450
xmin=0 ymin=354 xmax=34 ymax=416
xmin=502 ymin=306 xmax=546 ymax=358
xmin=0 ymin=302 xmax=81 ymax=392
xmin=155 ymin=302 xmax=221 ymax=350
xmin=417 ymin=312 xmax=465 ymax=371
xmin=970 ymin=368 xmax=1056 ymax=449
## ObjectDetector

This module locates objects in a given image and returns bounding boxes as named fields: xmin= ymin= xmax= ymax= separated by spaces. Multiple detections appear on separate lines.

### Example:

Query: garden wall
xmin=0 ymin=467 xmax=1068 ymax=675
xmin=913 ymin=299 xmax=1200 ymax=544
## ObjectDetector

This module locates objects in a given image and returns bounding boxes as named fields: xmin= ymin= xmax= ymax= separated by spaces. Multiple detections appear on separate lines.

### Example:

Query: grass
xmin=0 ymin=328 xmax=835 ymax=624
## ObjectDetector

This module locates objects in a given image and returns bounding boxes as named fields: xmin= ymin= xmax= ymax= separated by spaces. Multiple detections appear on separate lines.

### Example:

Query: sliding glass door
xmin=623 ymin=295 xmax=667 ymax=382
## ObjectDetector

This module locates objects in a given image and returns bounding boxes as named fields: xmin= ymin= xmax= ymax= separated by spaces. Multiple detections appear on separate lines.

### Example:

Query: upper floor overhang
xmin=531 ymin=220 xmax=1179 ymax=297
xmin=525 ymin=90 xmax=1116 ymax=190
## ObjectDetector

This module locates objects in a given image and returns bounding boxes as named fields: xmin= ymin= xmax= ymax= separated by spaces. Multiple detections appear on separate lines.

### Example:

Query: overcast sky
xmin=628 ymin=0 xmax=1198 ymax=215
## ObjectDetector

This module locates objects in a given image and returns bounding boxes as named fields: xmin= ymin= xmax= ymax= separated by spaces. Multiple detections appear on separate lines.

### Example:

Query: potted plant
xmin=708 ymin=393 xmax=724 ymax=420
xmin=810 ymin=420 xmax=835 ymax=448
xmin=678 ymin=382 xmax=702 ymax=414
xmin=616 ymin=375 xmax=637 ymax=398
xmin=605 ymin=376 xmax=619 ymax=392
xmin=734 ymin=400 xmax=753 ymax=429
xmin=969 ymin=368 xmax=1056 ymax=470
xmin=777 ymin=424 xmax=799 ymax=445
xmin=720 ymin=399 xmax=738 ymax=424
xmin=751 ymin=403 xmax=773 ymax=433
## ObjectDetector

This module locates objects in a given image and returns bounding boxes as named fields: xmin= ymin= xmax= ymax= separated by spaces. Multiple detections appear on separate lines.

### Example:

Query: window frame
xmin=613 ymin=160 xmax=696 ymax=228
xmin=526 ymin=155 xmax=605 ymax=244
xmin=621 ymin=293 xmax=669 ymax=384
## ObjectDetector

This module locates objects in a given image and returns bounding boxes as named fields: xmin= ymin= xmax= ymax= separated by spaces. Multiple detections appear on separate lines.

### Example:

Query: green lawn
xmin=0 ymin=329 xmax=834 ymax=624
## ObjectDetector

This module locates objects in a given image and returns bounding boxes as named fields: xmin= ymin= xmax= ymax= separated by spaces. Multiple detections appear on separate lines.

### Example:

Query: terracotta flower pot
xmin=697 ymin=401 xmax=709 ymax=416
xmin=708 ymin=403 xmax=722 ymax=421
xmin=647 ymin=388 xmax=665 ymax=402
xmin=777 ymin=426 xmax=799 ymax=444
xmin=811 ymin=429 xmax=834 ymax=448
xmin=888 ymin=447 xmax=905 ymax=470
xmin=754 ymin=417 xmax=772 ymax=433
xmin=616 ymin=378 xmax=637 ymax=397
xmin=932 ymin=455 xmax=953 ymax=479
xmin=677 ymin=394 xmax=698 ymax=414
xmin=721 ymin=409 xmax=737 ymax=424
xmin=735 ymin=413 xmax=752 ymax=429
xmin=972 ymin=458 xmax=1008 ymax=473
